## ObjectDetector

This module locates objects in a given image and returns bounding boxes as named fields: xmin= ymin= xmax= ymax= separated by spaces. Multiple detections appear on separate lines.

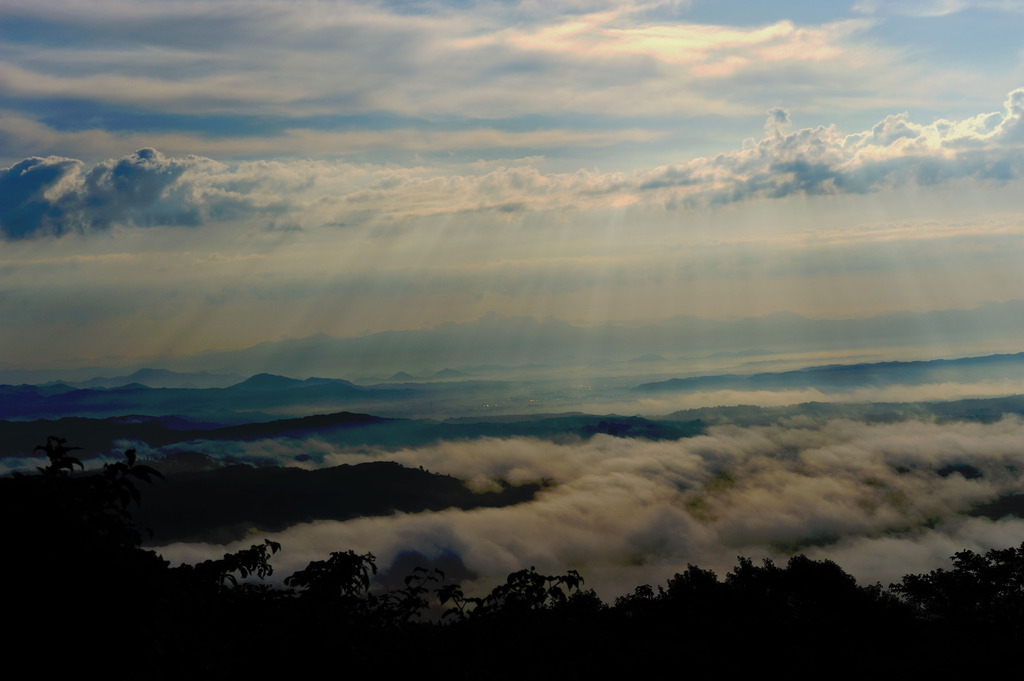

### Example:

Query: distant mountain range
xmin=5 ymin=349 xmax=1024 ymax=424
xmin=159 ymin=302 xmax=1024 ymax=377
xmin=69 ymin=368 xmax=244 ymax=389
xmin=5 ymin=301 xmax=1024 ymax=382
xmin=0 ymin=374 xmax=417 ymax=422
xmin=637 ymin=352 xmax=1024 ymax=393
xmin=0 ymin=410 xmax=703 ymax=462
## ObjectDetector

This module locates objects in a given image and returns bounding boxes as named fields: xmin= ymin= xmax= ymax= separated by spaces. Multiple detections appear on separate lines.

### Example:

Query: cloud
xmin=0 ymin=156 xmax=83 ymax=238
xmin=764 ymin=107 xmax=792 ymax=137
xmin=590 ymin=380 xmax=1024 ymax=415
xmin=0 ymin=109 xmax=660 ymax=166
xmin=629 ymin=87 xmax=1024 ymax=206
xmin=853 ymin=0 xmax=1024 ymax=17
xmin=155 ymin=416 xmax=1024 ymax=598
xmin=5 ymin=87 xmax=1024 ymax=239
xmin=0 ymin=148 xmax=285 ymax=238
xmin=0 ymin=0 xmax=967 ymax=146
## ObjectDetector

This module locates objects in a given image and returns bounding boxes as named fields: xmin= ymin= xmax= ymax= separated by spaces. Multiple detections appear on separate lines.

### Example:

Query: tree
xmin=893 ymin=542 xmax=1024 ymax=629
xmin=438 ymin=566 xmax=585 ymax=620
xmin=3 ymin=438 xmax=169 ymax=669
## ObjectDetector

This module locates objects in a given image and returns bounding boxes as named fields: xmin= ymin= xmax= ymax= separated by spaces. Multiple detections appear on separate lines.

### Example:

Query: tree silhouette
xmin=893 ymin=543 xmax=1024 ymax=630
xmin=6 ymin=435 xmax=1024 ymax=676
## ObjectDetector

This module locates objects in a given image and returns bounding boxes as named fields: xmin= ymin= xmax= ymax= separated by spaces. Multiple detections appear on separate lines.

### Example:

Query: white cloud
xmin=4 ymin=87 xmax=1024 ymax=239
xmin=627 ymin=87 xmax=1024 ymax=205
xmin=853 ymin=0 xmax=1024 ymax=17
xmin=0 ymin=0 xmax=975 ymax=135
xmin=0 ymin=149 xmax=235 ymax=238
xmin=488 ymin=11 xmax=870 ymax=75
xmin=154 ymin=416 xmax=1024 ymax=598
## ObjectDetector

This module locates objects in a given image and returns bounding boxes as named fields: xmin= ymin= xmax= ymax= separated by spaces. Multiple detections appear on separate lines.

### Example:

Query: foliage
xmin=892 ymin=542 xmax=1024 ymax=629
xmin=437 ymin=566 xmax=585 ymax=620
xmin=175 ymin=538 xmax=283 ymax=593
xmin=375 ymin=566 xmax=446 ymax=624
xmin=34 ymin=435 xmax=83 ymax=475
xmin=7 ymin=436 xmax=166 ymax=559
xmin=8 ymin=435 xmax=1024 ymax=676
xmin=284 ymin=548 xmax=377 ymax=598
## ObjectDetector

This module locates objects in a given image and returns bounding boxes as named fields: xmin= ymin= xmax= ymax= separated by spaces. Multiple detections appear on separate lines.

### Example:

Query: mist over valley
xmin=7 ymin=338 xmax=1024 ymax=600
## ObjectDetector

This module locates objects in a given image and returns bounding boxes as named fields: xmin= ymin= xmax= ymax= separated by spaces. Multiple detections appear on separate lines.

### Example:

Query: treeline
xmin=4 ymin=439 xmax=1023 ymax=677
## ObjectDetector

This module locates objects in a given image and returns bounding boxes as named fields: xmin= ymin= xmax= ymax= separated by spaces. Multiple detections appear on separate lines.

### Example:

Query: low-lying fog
xmin=155 ymin=414 xmax=1024 ymax=600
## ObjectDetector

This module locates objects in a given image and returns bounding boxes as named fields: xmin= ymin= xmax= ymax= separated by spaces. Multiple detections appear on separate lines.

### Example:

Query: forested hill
xmin=135 ymin=458 xmax=546 ymax=544
xmin=0 ymin=410 xmax=704 ymax=463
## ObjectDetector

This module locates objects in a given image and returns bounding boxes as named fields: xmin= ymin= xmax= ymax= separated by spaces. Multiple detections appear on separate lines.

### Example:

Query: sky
xmin=3 ymin=0 xmax=1024 ymax=371
xmin=5 ymin=0 xmax=1024 ymax=599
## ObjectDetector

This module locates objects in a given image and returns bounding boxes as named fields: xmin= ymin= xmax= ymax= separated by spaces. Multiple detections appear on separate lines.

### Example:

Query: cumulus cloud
xmin=155 ymin=416 xmax=1024 ymax=598
xmin=4 ymin=88 xmax=1024 ymax=239
xmin=0 ymin=156 xmax=84 ymax=239
xmin=0 ymin=148 xmax=319 ymax=239
xmin=764 ymin=107 xmax=792 ymax=137
xmin=634 ymin=87 xmax=1024 ymax=206
xmin=0 ymin=149 xmax=226 ymax=238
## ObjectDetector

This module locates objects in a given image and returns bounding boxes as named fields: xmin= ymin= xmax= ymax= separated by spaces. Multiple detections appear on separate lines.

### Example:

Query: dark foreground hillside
xmin=5 ymin=439 xmax=1023 ymax=678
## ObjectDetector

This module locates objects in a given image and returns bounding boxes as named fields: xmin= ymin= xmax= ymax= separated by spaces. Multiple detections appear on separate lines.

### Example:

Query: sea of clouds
xmin=155 ymin=415 xmax=1024 ymax=599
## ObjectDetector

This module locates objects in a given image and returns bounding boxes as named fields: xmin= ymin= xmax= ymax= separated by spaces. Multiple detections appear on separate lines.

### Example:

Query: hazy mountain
xmin=73 ymin=368 xmax=244 ymax=390
xmin=7 ymin=349 xmax=1024 ymax=426
xmin=637 ymin=352 xmax=1024 ymax=393
xmin=431 ymin=368 xmax=470 ymax=379
xmin=0 ymin=410 xmax=703 ymax=463
xmin=4 ymin=303 xmax=1023 ymax=385
xmin=115 ymin=302 xmax=1024 ymax=379
xmin=0 ymin=375 xmax=417 ymax=423
xmin=660 ymin=394 xmax=1024 ymax=427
